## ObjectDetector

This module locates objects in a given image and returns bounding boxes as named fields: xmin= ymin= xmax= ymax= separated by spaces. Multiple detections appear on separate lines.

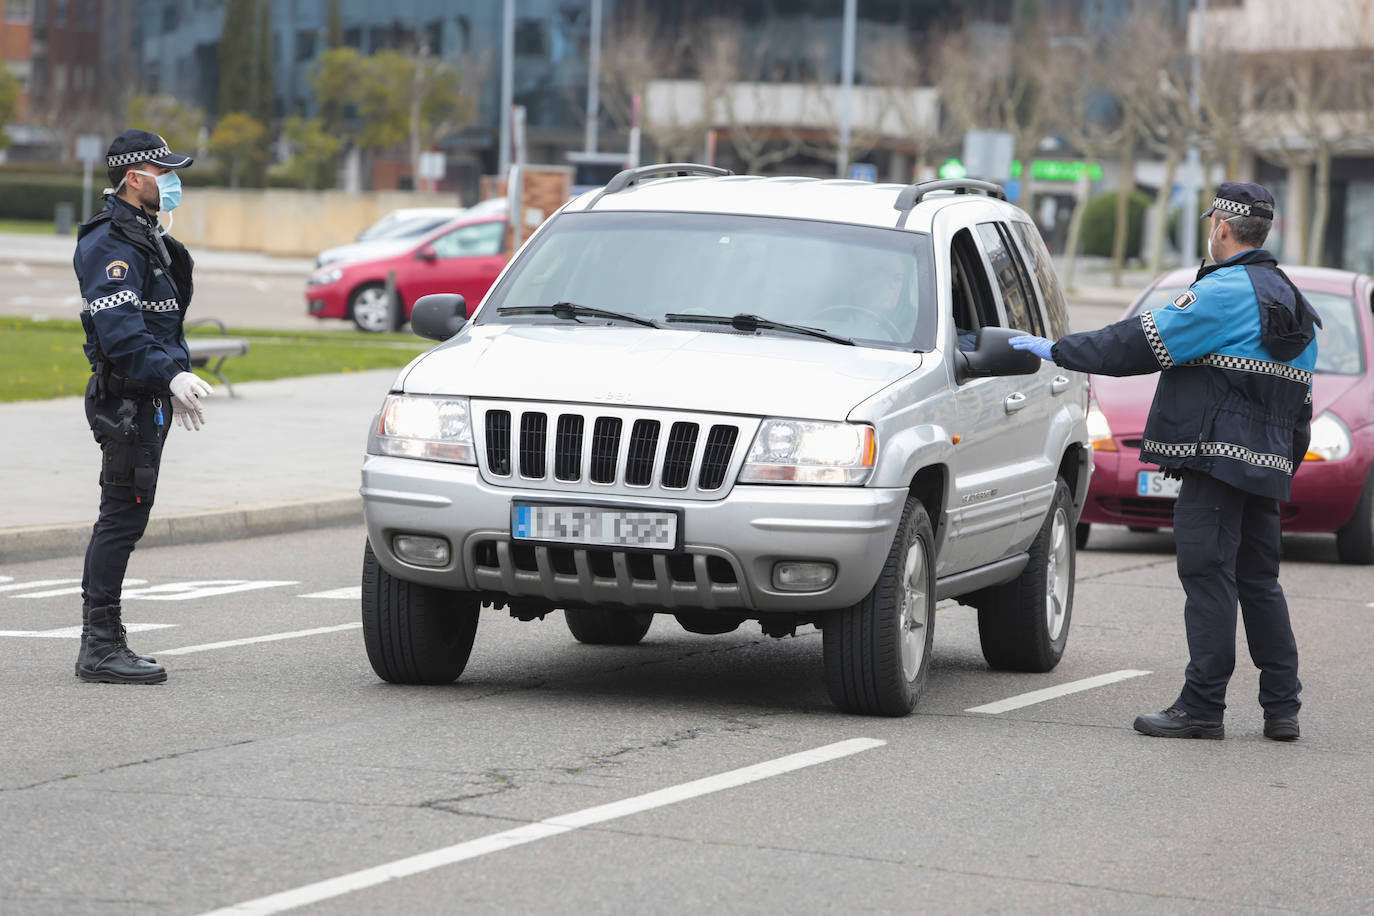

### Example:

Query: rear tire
xmin=564 ymin=607 xmax=653 ymax=644
xmin=976 ymin=478 xmax=1075 ymax=672
xmin=822 ymin=497 xmax=935 ymax=717
xmin=361 ymin=541 xmax=479 ymax=684
xmin=1336 ymin=468 xmax=1374 ymax=565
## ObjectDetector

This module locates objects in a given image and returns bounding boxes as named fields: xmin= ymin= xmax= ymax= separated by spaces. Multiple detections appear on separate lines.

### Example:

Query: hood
xmin=1091 ymin=371 xmax=1361 ymax=437
xmin=399 ymin=324 xmax=922 ymax=420
xmin=315 ymin=238 xmax=417 ymax=267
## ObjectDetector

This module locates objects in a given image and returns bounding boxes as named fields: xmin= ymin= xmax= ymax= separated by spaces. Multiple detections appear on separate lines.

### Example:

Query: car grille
xmin=474 ymin=400 xmax=755 ymax=500
xmin=470 ymin=539 xmax=747 ymax=610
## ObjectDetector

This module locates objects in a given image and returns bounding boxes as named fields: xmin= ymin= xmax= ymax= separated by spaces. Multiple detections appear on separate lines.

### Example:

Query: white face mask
xmin=1206 ymin=220 xmax=1219 ymax=264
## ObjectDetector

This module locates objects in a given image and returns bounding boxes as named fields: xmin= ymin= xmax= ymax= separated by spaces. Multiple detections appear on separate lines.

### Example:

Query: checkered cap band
xmin=107 ymin=146 xmax=171 ymax=168
xmin=1210 ymin=196 xmax=1272 ymax=218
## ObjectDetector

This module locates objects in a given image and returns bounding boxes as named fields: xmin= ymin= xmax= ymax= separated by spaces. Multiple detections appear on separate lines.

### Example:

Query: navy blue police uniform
xmin=1048 ymin=184 xmax=1319 ymax=735
xmin=74 ymin=129 xmax=195 ymax=684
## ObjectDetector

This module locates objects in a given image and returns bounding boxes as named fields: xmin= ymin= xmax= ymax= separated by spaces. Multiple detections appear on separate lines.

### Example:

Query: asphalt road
xmin=3 ymin=524 xmax=1371 ymax=914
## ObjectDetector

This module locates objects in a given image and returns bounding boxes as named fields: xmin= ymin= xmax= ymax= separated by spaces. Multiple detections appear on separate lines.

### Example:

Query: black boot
xmin=75 ymin=605 xmax=167 ymax=684
xmin=75 ymin=602 xmax=156 ymax=677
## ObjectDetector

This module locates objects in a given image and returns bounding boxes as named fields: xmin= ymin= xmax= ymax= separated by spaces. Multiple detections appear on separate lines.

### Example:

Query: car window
xmin=975 ymin=222 xmax=1044 ymax=336
xmin=431 ymin=221 xmax=505 ymax=258
xmin=1009 ymin=222 xmax=1070 ymax=337
xmin=950 ymin=228 xmax=1000 ymax=335
xmin=477 ymin=211 xmax=937 ymax=351
xmin=1133 ymin=286 xmax=1364 ymax=376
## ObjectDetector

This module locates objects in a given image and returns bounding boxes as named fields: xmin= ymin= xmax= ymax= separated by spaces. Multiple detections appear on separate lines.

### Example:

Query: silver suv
xmin=360 ymin=165 xmax=1092 ymax=716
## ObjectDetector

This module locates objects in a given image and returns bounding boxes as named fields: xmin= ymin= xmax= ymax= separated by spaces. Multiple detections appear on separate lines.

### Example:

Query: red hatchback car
xmin=1079 ymin=265 xmax=1374 ymax=563
xmin=305 ymin=209 xmax=507 ymax=332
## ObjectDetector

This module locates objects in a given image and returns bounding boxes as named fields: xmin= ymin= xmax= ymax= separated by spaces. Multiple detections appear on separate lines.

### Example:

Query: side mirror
xmin=417 ymin=246 xmax=438 ymax=261
xmin=956 ymin=326 xmax=1044 ymax=381
xmin=410 ymin=294 xmax=468 ymax=342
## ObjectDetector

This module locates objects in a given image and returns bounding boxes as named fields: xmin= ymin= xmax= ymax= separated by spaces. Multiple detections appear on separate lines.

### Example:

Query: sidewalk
xmin=4 ymin=230 xmax=315 ymax=276
xmin=0 ymin=369 xmax=401 ymax=563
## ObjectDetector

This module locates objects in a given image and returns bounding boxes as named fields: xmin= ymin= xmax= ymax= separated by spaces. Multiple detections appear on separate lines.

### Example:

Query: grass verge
xmin=0 ymin=219 xmax=58 ymax=235
xmin=0 ymin=318 xmax=428 ymax=402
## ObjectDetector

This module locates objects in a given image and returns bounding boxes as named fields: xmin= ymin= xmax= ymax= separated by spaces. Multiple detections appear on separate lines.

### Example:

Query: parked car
xmin=305 ymin=207 xmax=508 ymax=332
xmin=357 ymin=167 xmax=1092 ymax=716
xmin=314 ymin=207 xmax=465 ymax=267
xmin=1079 ymin=265 xmax=1374 ymax=563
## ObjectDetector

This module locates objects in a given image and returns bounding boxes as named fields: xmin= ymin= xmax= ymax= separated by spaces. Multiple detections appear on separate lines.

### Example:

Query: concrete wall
xmin=169 ymin=190 xmax=462 ymax=257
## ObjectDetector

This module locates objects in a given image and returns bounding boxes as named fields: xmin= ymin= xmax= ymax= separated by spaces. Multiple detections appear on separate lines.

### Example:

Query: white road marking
xmin=154 ymin=623 xmax=362 ymax=656
xmin=0 ymin=576 xmax=12 ymax=584
xmin=197 ymin=737 xmax=885 ymax=916
xmin=19 ymin=580 xmax=146 ymax=599
xmin=123 ymin=580 xmax=298 ymax=601
xmin=0 ymin=579 xmax=81 ymax=594
xmin=0 ymin=623 xmax=175 ymax=638
xmin=299 ymin=586 xmax=361 ymax=600
xmin=966 ymin=669 xmax=1153 ymax=714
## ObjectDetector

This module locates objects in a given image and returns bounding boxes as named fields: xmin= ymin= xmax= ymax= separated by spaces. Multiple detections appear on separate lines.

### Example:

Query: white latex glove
xmin=169 ymin=371 xmax=213 ymax=430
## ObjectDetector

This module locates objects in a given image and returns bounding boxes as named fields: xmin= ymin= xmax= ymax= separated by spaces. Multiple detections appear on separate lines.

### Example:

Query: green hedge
xmin=0 ymin=172 xmax=87 ymax=221
xmin=1079 ymin=190 xmax=1153 ymax=259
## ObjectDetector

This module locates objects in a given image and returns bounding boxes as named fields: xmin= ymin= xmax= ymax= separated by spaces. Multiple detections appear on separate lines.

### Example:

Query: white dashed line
xmin=0 ymin=623 xmax=175 ymax=638
xmin=197 ymin=737 xmax=885 ymax=916
xmin=154 ymin=623 xmax=362 ymax=656
xmin=966 ymin=669 xmax=1153 ymax=714
xmin=299 ymin=586 xmax=362 ymax=600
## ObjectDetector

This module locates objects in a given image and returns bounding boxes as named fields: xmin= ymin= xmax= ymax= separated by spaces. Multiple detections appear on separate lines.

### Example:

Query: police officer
xmin=73 ymin=129 xmax=213 ymax=685
xmin=1009 ymin=182 xmax=1319 ymax=742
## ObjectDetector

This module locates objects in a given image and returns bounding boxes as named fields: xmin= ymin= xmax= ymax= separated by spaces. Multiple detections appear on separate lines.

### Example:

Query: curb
xmin=0 ymin=496 xmax=362 ymax=564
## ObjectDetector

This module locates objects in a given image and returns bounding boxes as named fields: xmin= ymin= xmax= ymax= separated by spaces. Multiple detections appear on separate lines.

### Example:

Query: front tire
xmin=361 ymin=542 xmax=479 ymax=684
xmin=564 ymin=607 xmax=653 ymax=644
xmin=823 ymin=497 xmax=935 ymax=717
xmin=350 ymin=283 xmax=394 ymax=333
xmin=1336 ymin=468 xmax=1374 ymax=565
xmin=976 ymin=477 xmax=1075 ymax=672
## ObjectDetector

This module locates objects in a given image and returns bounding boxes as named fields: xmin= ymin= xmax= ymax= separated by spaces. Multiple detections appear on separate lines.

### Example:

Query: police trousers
xmin=81 ymin=376 xmax=171 ymax=608
xmin=1172 ymin=470 xmax=1302 ymax=719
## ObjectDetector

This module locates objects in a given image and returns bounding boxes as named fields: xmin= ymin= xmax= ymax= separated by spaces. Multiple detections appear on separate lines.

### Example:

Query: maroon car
xmin=1079 ymin=265 xmax=1374 ymax=563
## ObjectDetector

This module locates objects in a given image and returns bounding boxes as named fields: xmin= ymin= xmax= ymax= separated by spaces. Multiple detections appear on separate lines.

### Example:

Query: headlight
xmin=307 ymin=267 xmax=343 ymax=287
xmin=739 ymin=419 xmax=875 ymax=485
xmin=376 ymin=395 xmax=475 ymax=464
xmin=1087 ymin=397 xmax=1116 ymax=451
xmin=1305 ymin=411 xmax=1352 ymax=461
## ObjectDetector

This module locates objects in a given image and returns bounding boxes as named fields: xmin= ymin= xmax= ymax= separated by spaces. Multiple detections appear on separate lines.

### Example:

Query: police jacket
xmin=1050 ymin=248 xmax=1320 ymax=501
xmin=74 ymin=194 xmax=195 ymax=390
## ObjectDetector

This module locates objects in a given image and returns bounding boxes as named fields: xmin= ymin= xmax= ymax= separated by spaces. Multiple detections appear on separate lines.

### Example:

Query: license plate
xmin=1137 ymin=471 xmax=1181 ymax=499
xmin=512 ymin=502 xmax=680 ymax=551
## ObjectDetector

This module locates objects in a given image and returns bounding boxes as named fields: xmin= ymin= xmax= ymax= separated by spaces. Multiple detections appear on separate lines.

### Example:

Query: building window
xmin=296 ymin=30 xmax=315 ymax=62
xmin=4 ymin=0 xmax=33 ymax=22
xmin=515 ymin=19 xmax=547 ymax=57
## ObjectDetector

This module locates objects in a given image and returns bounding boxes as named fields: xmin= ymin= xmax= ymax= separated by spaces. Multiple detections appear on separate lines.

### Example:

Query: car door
xmin=397 ymin=220 xmax=507 ymax=313
xmin=940 ymin=226 xmax=1026 ymax=574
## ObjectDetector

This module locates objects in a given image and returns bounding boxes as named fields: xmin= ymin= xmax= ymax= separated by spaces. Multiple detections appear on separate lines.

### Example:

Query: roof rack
xmin=893 ymin=178 xmax=1007 ymax=226
xmin=588 ymin=163 xmax=733 ymax=206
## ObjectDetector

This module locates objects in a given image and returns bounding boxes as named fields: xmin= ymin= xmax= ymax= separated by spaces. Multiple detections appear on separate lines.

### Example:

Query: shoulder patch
xmin=105 ymin=260 xmax=130 ymax=281
xmin=1171 ymin=290 xmax=1197 ymax=310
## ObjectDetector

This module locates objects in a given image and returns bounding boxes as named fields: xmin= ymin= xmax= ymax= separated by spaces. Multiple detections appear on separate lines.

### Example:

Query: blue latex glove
xmin=1008 ymin=335 xmax=1055 ymax=361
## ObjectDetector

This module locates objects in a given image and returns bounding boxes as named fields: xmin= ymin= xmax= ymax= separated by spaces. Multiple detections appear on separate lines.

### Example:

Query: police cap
xmin=105 ymin=128 xmax=194 ymax=170
xmin=1201 ymin=181 xmax=1274 ymax=220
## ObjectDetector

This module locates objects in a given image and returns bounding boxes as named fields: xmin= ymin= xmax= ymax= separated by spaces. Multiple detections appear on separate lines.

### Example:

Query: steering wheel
xmin=814 ymin=305 xmax=904 ymax=341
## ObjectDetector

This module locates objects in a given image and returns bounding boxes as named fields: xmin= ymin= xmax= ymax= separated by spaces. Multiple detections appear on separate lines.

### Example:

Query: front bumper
xmin=305 ymin=286 xmax=347 ymax=319
xmin=361 ymin=455 xmax=906 ymax=613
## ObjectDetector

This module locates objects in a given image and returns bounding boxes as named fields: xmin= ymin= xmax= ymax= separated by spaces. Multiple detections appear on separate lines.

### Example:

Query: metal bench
xmin=185 ymin=317 xmax=249 ymax=397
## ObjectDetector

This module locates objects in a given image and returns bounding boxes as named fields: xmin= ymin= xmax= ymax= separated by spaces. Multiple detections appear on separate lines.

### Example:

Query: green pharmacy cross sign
xmin=938 ymin=158 xmax=1104 ymax=182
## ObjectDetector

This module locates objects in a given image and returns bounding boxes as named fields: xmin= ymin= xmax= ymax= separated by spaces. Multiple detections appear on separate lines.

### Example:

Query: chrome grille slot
xmin=554 ymin=415 xmax=584 ymax=481
xmin=485 ymin=410 xmax=512 ymax=476
xmin=661 ymin=422 xmax=699 ymax=489
xmin=473 ymin=401 xmax=756 ymax=500
xmin=519 ymin=412 xmax=547 ymax=479
xmin=590 ymin=416 xmax=623 ymax=483
xmin=698 ymin=425 xmax=738 ymax=490
xmin=625 ymin=419 xmax=660 ymax=486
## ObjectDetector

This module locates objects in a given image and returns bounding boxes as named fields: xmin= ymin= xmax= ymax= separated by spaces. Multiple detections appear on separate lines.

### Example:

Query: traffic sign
xmin=848 ymin=162 xmax=878 ymax=182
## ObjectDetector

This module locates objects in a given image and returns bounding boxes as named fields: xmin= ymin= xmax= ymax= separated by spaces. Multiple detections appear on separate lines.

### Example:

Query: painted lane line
xmin=20 ymin=579 xmax=147 ymax=599
xmin=123 ymin=580 xmax=298 ymax=601
xmin=0 ymin=623 xmax=175 ymax=638
xmin=0 ymin=579 xmax=81 ymax=594
xmin=966 ymin=669 xmax=1153 ymax=714
xmin=299 ymin=586 xmax=362 ymax=600
xmin=197 ymin=737 xmax=886 ymax=916
xmin=154 ymin=623 xmax=362 ymax=656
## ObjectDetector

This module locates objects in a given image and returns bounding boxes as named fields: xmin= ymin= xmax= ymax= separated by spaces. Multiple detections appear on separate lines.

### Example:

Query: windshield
xmin=1134 ymin=286 xmax=1364 ymax=376
xmin=358 ymin=213 xmax=454 ymax=242
xmin=475 ymin=212 xmax=936 ymax=350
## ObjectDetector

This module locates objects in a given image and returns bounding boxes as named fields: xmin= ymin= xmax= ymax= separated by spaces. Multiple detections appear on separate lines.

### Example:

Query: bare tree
xmin=866 ymin=32 xmax=955 ymax=179
xmin=600 ymin=5 xmax=703 ymax=161
xmin=697 ymin=18 xmax=803 ymax=174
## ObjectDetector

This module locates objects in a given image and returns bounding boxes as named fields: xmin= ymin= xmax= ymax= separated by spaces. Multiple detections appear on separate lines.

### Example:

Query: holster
xmin=91 ymin=396 xmax=159 ymax=502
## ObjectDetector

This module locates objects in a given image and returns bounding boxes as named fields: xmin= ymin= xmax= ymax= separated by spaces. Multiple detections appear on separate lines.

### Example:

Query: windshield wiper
xmin=664 ymin=312 xmax=854 ymax=345
xmin=497 ymin=301 xmax=659 ymax=328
